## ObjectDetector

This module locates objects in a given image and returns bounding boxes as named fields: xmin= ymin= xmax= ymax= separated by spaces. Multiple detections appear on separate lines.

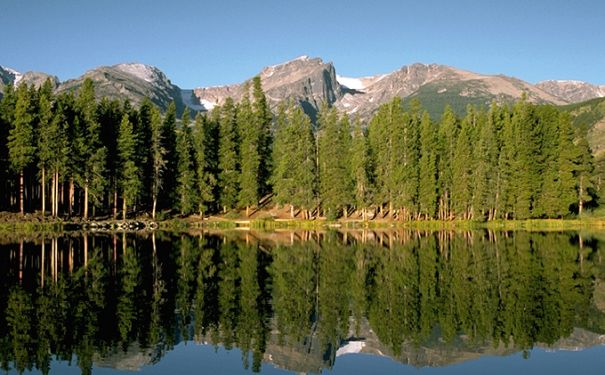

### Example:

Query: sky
xmin=1 ymin=0 xmax=603 ymax=89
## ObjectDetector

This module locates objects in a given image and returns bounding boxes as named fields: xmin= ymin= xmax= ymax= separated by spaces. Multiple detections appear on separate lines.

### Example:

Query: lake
xmin=1 ymin=229 xmax=604 ymax=374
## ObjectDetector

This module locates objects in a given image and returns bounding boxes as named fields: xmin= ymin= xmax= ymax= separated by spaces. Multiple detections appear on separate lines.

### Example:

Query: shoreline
xmin=2 ymin=214 xmax=605 ymax=233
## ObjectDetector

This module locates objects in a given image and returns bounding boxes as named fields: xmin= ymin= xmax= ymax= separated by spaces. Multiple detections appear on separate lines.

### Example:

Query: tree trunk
xmin=84 ymin=181 xmax=89 ymax=220
xmin=113 ymin=184 xmax=118 ymax=220
xmin=152 ymin=196 xmax=157 ymax=220
xmin=19 ymin=170 xmax=24 ymax=216
xmin=246 ymin=205 xmax=250 ymax=217
xmin=123 ymin=196 xmax=127 ymax=221
xmin=290 ymin=204 xmax=295 ymax=218
xmin=69 ymin=178 xmax=74 ymax=217
xmin=579 ymin=176 xmax=584 ymax=216
xmin=41 ymin=167 xmax=46 ymax=217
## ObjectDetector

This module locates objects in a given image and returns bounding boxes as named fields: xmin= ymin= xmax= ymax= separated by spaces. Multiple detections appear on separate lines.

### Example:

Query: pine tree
xmin=7 ymin=84 xmax=35 ymax=215
xmin=149 ymin=104 xmax=165 ymax=219
xmin=510 ymin=97 xmax=540 ymax=219
xmin=0 ymin=84 xmax=17 ymax=212
xmin=533 ymin=106 xmax=561 ymax=217
xmin=97 ymin=98 xmax=123 ymax=219
xmin=251 ymin=76 xmax=273 ymax=197
xmin=575 ymin=136 xmax=594 ymax=216
xmin=472 ymin=107 xmax=498 ymax=220
xmin=557 ymin=112 xmax=579 ymax=216
xmin=192 ymin=112 xmax=217 ymax=217
xmin=317 ymin=104 xmax=353 ymax=219
xmin=237 ymin=93 xmax=261 ymax=216
xmin=451 ymin=106 xmax=476 ymax=219
xmin=159 ymin=102 xmax=178 ymax=210
xmin=367 ymin=104 xmax=391 ymax=215
xmin=436 ymin=105 xmax=458 ymax=220
xmin=218 ymin=98 xmax=240 ymax=212
xmin=36 ymin=80 xmax=55 ymax=217
xmin=418 ymin=112 xmax=437 ymax=219
xmin=117 ymin=113 xmax=141 ymax=220
xmin=272 ymin=101 xmax=317 ymax=218
xmin=176 ymin=109 xmax=198 ymax=215
xmin=350 ymin=116 xmax=373 ymax=220
xmin=74 ymin=78 xmax=106 ymax=219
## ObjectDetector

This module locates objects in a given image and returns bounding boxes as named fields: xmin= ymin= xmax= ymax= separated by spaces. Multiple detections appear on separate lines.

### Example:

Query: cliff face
xmin=194 ymin=56 xmax=343 ymax=121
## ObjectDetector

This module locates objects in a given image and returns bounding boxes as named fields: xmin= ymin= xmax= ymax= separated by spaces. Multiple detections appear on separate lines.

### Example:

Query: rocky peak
xmin=58 ymin=63 xmax=185 ymax=113
xmin=193 ymin=56 xmax=342 ymax=120
xmin=536 ymin=80 xmax=605 ymax=103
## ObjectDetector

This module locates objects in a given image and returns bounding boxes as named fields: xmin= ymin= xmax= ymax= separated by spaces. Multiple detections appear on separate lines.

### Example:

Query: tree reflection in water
xmin=0 ymin=230 xmax=603 ymax=374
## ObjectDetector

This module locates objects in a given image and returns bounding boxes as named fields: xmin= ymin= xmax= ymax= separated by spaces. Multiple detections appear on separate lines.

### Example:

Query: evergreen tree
xmin=149 ymin=104 xmax=165 ymax=219
xmin=192 ymin=112 xmax=217 ymax=217
xmin=317 ymin=104 xmax=353 ymax=219
xmin=436 ymin=105 xmax=458 ymax=220
xmin=418 ymin=112 xmax=437 ymax=219
xmin=557 ymin=112 xmax=579 ymax=216
xmin=237 ymin=93 xmax=261 ymax=215
xmin=7 ymin=83 xmax=35 ymax=215
xmin=218 ymin=98 xmax=240 ymax=211
xmin=36 ymin=80 xmax=55 ymax=217
xmin=117 ymin=113 xmax=141 ymax=220
xmin=176 ymin=109 xmax=198 ymax=215
xmin=97 ymin=98 xmax=123 ymax=219
xmin=272 ymin=101 xmax=317 ymax=218
xmin=251 ymin=76 xmax=273 ymax=197
xmin=0 ymin=84 xmax=17 ymax=212
xmin=350 ymin=116 xmax=373 ymax=220
xmin=451 ymin=105 xmax=476 ymax=219
xmin=575 ymin=136 xmax=594 ymax=216
xmin=159 ymin=102 xmax=178 ymax=210
xmin=74 ymin=79 xmax=106 ymax=219
xmin=472 ymin=106 xmax=498 ymax=220
xmin=510 ymin=97 xmax=540 ymax=219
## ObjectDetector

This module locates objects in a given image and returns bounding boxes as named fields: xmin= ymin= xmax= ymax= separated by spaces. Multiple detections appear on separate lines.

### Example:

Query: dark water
xmin=1 ymin=230 xmax=604 ymax=374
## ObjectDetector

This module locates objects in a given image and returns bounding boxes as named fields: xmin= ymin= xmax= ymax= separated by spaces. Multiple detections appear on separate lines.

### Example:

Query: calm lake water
xmin=1 ymin=229 xmax=604 ymax=374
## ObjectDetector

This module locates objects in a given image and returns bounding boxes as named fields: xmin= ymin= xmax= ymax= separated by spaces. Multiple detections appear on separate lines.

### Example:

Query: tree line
xmin=0 ymin=77 xmax=596 ymax=221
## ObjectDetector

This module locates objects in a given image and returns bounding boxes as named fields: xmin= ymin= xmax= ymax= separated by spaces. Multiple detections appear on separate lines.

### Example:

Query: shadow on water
xmin=1 ymin=229 xmax=605 ymax=374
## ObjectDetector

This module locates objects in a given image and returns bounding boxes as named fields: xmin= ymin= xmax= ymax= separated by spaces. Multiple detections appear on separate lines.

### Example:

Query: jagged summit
xmin=113 ymin=63 xmax=164 ymax=83
xmin=536 ymin=79 xmax=605 ymax=103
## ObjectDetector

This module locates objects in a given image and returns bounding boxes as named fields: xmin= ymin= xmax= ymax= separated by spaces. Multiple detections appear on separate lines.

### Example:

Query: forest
xmin=0 ymin=77 xmax=597 ymax=221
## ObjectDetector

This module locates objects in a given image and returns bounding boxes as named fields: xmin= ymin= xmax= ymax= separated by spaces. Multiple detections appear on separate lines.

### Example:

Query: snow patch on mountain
xmin=336 ymin=341 xmax=365 ymax=357
xmin=1 ymin=66 xmax=23 ymax=85
xmin=115 ymin=63 xmax=158 ymax=83
xmin=200 ymin=99 xmax=216 ymax=111
xmin=337 ymin=75 xmax=366 ymax=90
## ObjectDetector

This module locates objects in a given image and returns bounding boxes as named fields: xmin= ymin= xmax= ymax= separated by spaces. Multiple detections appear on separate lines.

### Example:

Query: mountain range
xmin=2 ymin=56 xmax=604 ymax=116
xmin=2 ymin=56 xmax=605 ymax=150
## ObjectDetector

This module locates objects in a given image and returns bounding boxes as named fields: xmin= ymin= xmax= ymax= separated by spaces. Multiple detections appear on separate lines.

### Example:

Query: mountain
xmin=192 ymin=58 xmax=589 ymax=121
xmin=561 ymin=97 xmax=605 ymax=158
xmin=4 ymin=58 xmax=605 ymax=124
xmin=193 ymin=56 xmax=341 ymax=121
xmin=335 ymin=63 xmax=566 ymax=119
xmin=537 ymin=80 xmax=605 ymax=103
xmin=57 ymin=63 xmax=185 ymax=113
xmin=1 ymin=63 xmax=185 ymax=113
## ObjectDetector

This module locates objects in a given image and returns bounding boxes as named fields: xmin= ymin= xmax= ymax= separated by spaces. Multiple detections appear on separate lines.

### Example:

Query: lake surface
xmin=1 ymin=229 xmax=604 ymax=374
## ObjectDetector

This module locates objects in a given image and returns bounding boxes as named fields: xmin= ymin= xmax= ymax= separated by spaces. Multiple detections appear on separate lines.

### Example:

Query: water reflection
xmin=0 ymin=230 xmax=604 ymax=374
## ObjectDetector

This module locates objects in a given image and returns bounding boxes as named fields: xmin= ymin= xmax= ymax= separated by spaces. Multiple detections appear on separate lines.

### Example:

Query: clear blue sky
xmin=1 ymin=0 xmax=603 ymax=88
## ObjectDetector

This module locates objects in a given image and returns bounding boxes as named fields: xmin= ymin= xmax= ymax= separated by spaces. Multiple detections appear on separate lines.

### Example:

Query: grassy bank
xmin=2 ymin=212 xmax=605 ymax=234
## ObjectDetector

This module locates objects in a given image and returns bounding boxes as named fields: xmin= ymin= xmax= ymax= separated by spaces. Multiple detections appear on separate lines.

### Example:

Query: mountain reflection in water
xmin=0 ymin=229 xmax=604 ymax=374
